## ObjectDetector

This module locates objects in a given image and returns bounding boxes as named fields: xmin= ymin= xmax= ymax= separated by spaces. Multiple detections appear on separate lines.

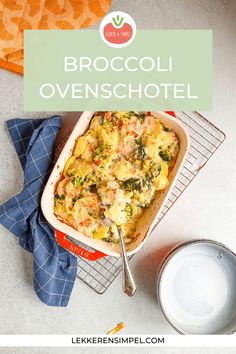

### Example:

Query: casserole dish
xmin=41 ymin=111 xmax=190 ymax=259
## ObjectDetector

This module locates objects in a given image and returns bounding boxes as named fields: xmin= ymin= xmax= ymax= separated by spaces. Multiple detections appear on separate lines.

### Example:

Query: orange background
xmin=0 ymin=0 xmax=112 ymax=75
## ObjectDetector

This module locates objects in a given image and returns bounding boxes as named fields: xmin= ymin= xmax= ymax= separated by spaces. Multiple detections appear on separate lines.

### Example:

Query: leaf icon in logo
xmin=112 ymin=15 xmax=124 ymax=27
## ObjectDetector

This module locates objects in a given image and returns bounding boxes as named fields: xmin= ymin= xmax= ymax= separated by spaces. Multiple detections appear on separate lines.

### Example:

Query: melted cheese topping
xmin=54 ymin=112 xmax=179 ymax=244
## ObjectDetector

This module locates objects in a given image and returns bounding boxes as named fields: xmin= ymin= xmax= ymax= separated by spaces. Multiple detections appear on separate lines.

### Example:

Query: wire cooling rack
xmin=56 ymin=112 xmax=225 ymax=294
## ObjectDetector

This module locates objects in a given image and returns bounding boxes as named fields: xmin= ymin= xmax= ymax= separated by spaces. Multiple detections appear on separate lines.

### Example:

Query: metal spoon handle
xmin=118 ymin=227 xmax=136 ymax=297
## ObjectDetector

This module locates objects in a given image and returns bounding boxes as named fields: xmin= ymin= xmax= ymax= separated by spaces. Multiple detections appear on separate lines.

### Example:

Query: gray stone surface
xmin=0 ymin=0 xmax=236 ymax=353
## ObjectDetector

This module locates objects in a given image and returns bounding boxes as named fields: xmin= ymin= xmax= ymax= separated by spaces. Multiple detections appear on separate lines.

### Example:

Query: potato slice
xmin=153 ymin=175 xmax=169 ymax=190
xmin=90 ymin=115 xmax=102 ymax=130
xmin=160 ymin=161 xmax=169 ymax=177
xmin=68 ymin=158 xmax=93 ymax=178
xmin=74 ymin=136 xmax=87 ymax=157
xmin=93 ymin=224 xmax=109 ymax=240
xmin=63 ymin=155 xmax=76 ymax=177
xmin=152 ymin=120 xmax=161 ymax=137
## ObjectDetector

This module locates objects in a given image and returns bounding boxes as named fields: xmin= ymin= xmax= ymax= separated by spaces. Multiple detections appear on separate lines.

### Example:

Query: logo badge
xmin=100 ymin=11 xmax=136 ymax=48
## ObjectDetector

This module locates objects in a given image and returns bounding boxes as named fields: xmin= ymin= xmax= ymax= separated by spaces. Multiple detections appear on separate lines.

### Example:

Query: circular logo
xmin=100 ymin=11 xmax=136 ymax=48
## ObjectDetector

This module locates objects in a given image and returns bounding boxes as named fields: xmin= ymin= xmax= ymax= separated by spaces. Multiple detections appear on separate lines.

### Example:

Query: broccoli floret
xmin=144 ymin=179 xmax=152 ymax=190
xmin=72 ymin=195 xmax=81 ymax=203
xmin=111 ymin=112 xmax=119 ymax=122
xmin=93 ymin=144 xmax=108 ymax=159
xmin=134 ymin=138 xmax=147 ymax=160
xmin=71 ymin=176 xmax=84 ymax=187
xmin=162 ymin=125 xmax=170 ymax=132
xmin=54 ymin=194 xmax=65 ymax=212
xmin=103 ymin=235 xmax=113 ymax=243
xmin=102 ymin=227 xmax=119 ymax=244
xmin=55 ymin=194 xmax=65 ymax=200
xmin=136 ymin=113 xmax=145 ymax=124
xmin=125 ymin=203 xmax=133 ymax=220
xmin=145 ymin=161 xmax=161 ymax=180
xmin=122 ymin=178 xmax=143 ymax=192
xmin=104 ymin=237 xmax=119 ymax=244
xmin=84 ymin=173 xmax=98 ymax=185
xmin=159 ymin=141 xmax=179 ymax=164
xmin=101 ymin=112 xmax=120 ymax=126
xmin=93 ymin=145 xmax=104 ymax=157
xmin=130 ymin=111 xmax=145 ymax=124
xmin=159 ymin=150 xmax=171 ymax=163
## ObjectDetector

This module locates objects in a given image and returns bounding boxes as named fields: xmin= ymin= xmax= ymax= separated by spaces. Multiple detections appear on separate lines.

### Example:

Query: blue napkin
xmin=0 ymin=116 xmax=77 ymax=307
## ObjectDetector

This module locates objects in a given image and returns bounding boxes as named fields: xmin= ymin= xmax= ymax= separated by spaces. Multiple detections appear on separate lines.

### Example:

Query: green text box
xmin=24 ymin=30 xmax=212 ymax=111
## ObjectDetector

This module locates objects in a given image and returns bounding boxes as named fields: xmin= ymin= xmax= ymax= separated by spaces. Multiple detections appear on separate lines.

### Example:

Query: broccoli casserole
xmin=54 ymin=112 xmax=179 ymax=244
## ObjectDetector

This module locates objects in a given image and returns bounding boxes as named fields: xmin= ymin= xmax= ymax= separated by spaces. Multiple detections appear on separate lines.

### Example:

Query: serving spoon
xmin=102 ymin=216 xmax=136 ymax=297
xmin=117 ymin=225 xmax=136 ymax=297
xmin=90 ymin=185 xmax=136 ymax=296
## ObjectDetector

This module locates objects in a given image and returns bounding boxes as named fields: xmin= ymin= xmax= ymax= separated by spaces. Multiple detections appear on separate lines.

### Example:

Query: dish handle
xmin=55 ymin=229 xmax=106 ymax=260
xmin=165 ymin=111 xmax=176 ymax=118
